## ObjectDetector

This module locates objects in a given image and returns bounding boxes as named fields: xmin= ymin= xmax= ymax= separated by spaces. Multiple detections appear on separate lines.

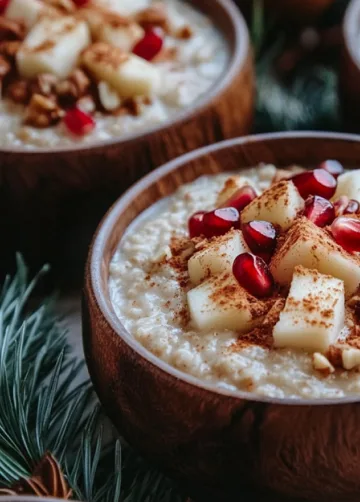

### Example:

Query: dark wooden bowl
xmin=83 ymin=132 xmax=360 ymax=502
xmin=340 ymin=0 xmax=360 ymax=131
xmin=235 ymin=0 xmax=334 ymax=23
xmin=0 ymin=0 xmax=253 ymax=288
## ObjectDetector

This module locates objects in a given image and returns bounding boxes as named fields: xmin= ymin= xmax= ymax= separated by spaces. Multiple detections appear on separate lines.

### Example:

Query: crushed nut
xmin=6 ymin=79 xmax=29 ymax=104
xmin=47 ymin=0 xmax=76 ymax=12
xmin=135 ymin=3 xmax=170 ymax=32
xmin=56 ymin=69 xmax=90 ymax=106
xmin=24 ymin=94 xmax=64 ymax=128
xmin=312 ymin=353 xmax=335 ymax=376
xmin=0 ymin=40 xmax=21 ymax=60
xmin=123 ymin=96 xmax=144 ymax=116
xmin=0 ymin=55 xmax=10 ymax=80
xmin=0 ymin=17 xmax=25 ymax=41
xmin=30 ymin=74 xmax=58 ymax=97
xmin=175 ymin=25 xmax=193 ymax=39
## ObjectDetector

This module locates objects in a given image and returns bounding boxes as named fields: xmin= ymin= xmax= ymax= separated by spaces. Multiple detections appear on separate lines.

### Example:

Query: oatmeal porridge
xmin=109 ymin=161 xmax=360 ymax=400
xmin=0 ymin=0 xmax=228 ymax=149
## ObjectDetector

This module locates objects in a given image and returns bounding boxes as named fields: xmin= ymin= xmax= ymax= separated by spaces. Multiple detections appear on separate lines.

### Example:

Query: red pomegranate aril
xmin=188 ymin=211 xmax=206 ymax=238
xmin=64 ymin=107 xmax=95 ymax=136
xmin=233 ymin=253 xmax=273 ymax=298
xmin=220 ymin=185 xmax=257 ymax=212
xmin=319 ymin=159 xmax=344 ymax=179
xmin=344 ymin=199 xmax=360 ymax=215
xmin=291 ymin=169 xmax=337 ymax=199
xmin=303 ymin=195 xmax=335 ymax=227
xmin=203 ymin=207 xmax=239 ymax=237
xmin=133 ymin=29 xmax=163 ymax=61
xmin=0 ymin=0 xmax=9 ymax=13
xmin=242 ymin=221 xmax=277 ymax=256
xmin=331 ymin=217 xmax=360 ymax=252
xmin=333 ymin=196 xmax=349 ymax=216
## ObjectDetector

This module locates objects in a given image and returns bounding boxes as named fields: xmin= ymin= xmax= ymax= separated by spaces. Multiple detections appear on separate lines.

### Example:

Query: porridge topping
xmin=0 ymin=0 xmax=228 ymax=147
xmin=109 ymin=162 xmax=360 ymax=399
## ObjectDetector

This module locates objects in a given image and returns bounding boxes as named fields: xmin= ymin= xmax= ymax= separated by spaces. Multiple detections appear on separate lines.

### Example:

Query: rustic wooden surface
xmin=340 ymin=0 xmax=360 ymax=132
xmin=0 ymin=0 xmax=254 ymax=289
xmin=83 ymin=132 xmax=360 ymax=502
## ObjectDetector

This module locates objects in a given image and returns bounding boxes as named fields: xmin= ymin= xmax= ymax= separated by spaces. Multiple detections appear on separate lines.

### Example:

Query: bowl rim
xmin=89 ymin=131 xmax=360 ymax=407
xmin=0 ymin=0 xmax=248 ymax=156
xmin=343 ymin=0 xmax=360 ymax=70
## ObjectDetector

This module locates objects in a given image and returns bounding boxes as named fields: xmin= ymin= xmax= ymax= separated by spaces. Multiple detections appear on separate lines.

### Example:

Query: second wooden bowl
xmin=0 ymin=0 xmax=253 ymax=287
xmin=83 ymin=132 xmax=360 ymax=502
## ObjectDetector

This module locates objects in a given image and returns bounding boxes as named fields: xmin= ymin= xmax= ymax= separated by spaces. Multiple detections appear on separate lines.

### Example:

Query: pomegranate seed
xmin=133 ymin=29 xmax=163 ymax=61
xmin=331 ymin=217 xmax=360 ymax=252
xmin=0 ymin=0 xmax=9 ymax=13
xmin=319 ymin=160 xmax=344 ymax=179
xmin=188 ymin=211 xmax=206 ymax=238
xmin=303 ymin=195 xmax=335 ymax=227
xmin=344 ymin=199 xmax=360 ymax=215
xmin=203 ymin=207 xmax=239 ymax=238
xmin=242 ymin=221 xmax=277 ymax=259
xmin=72 ymin=0 xmax=89 ymax=6
xmin=291 ymin=169 xmax=337 ymax=199
xmin=64 ymin=107 xmax=95 ymax=136
xmin=333 ymin=196 xmax=350 ymax=216
xmin=220 ymin=185 xmax=257 ymax=212
xmin=232 ymin=253 xmax=273 ymax=298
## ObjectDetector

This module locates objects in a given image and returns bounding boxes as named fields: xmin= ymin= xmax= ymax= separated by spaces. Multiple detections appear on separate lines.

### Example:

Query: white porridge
xmin=0 ymin=0 xmax=228 ymax=149
xmin=109 ymin=161 xmax=360 ymax=400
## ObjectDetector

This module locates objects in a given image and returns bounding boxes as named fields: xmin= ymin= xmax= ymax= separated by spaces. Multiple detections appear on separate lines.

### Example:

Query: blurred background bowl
xmin=0 ymin=0 xmax=253 ymax=289
xmin=84 ymin=131 xmax=360 ymax=502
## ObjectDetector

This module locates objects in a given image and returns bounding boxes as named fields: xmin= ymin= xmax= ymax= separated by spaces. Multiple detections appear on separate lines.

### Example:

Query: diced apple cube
xmin=17 ymin=16 xmax=90 ymax=79
xmin=342 ymin=347 xmax=360 ymax=370
xmin=188 ymin=229 xmax=249 ymax=285
xmin=5 ymin=0 xmax=55 ymax=31
xmin=270 ymin=217 xmax=360 ymax=295
xmin=333 ymin=169 xmax=360 ymax=202
xmin=273 ymin=266 xmax=345 ymax=352
xmin=312 ymin=353 xmax=335 ymax=374
xmin=99 ymin=19 xmax=144 ymax=51
xmin=216 ymin=176 xmax=256 ymax=206
xmin=241 ymin=180 xmax=304 ymax=230
xmin=187 ymin=271 xmax=267 ymax=332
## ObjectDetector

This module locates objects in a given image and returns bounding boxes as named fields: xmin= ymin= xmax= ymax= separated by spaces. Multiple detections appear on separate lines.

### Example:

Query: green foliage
xmin=0 ymin=256 xmax=185 ymax=502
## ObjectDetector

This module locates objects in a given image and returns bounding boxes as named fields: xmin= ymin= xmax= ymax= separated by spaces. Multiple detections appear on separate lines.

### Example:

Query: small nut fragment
xmin=56 ymin=69 xmax=90 ymax=106
xmin=45 ymin=0 xmax=76 ymax=12
xmin=98 ymin=81 xmax=121 ymax=111
xmin=0 ymin=55 xmax=11 ymax=80
xmin=312 ymin=353 xmax=335 ymax=376
xmin=30 ymin=74 xmax=58 ymax=97
xmin=7 ymin=79 xmax=29 ymax=104
xmin=0 ymin=17 xmax=25 ymax=41
xmin=175 ymin=25 xmax=193 ymax=39
xmin=0 ymin=40 xmax=21 ymax=60
xmin=24 ymin=94 xmax=64 ymax=128
xmin=135 ymin=3 xmax=170 ymax=32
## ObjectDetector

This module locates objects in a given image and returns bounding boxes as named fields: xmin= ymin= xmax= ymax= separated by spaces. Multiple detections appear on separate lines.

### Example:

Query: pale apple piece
xmin=5 ymin=0 xmax=56 ymax=31
xmin=273 ymin=266 xmax=345 ymax=352
xmin=270 ymin=217 xmax=360 ymax=295
xmin=99 ymin=19 xmax=144 ymax=51
xmin=312 ymin=353 xmax=335 ymax=375
xmin=188 ymin=230 xmax=249 ymax=285
xmin=342 ymin=347 xmax=360 ymax=370
xmin=333 ymin=169 xmax=360 ymax=202
xmin=17 ymin=16 xmax=90 ymax=79
xmin=241 ymin=180 xmax=304 ymax=231
xmin=216 ymin=176 xmax=256 ymax=207
xmin=187 ymin=271 xmax=268 ymax=332
xmin=81 ymin=43 xmax=161 ymax=97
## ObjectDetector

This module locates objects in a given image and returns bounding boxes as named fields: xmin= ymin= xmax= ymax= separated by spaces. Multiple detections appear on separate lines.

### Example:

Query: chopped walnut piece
xmin=24 ymin=94 xmax=64 ymax=128
xmin=56 ymin=69 xmax=90 ymax=106
xmin=30 ymin=74 xmax=58 ymax=97
xmin=0 ymin=17 xmax=25 ymax=41
xmin=0 ymin=40 xmax=21 ymax=60
xmin=175 ymin=25 xmax=193 ymax=39
xmin=135 ymin=3 xmax=170 ymax=32
xmin=45 ymin=0 xmax=76 ymax=12
xmin=7 ymin=79 xmax=29 ymax=104
xmin=0 ymin=55 xmax=10 ymax=80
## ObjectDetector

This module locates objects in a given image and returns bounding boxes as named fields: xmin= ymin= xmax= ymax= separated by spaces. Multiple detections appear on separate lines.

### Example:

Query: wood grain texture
xmin=83 ymin=133 xmax=360 ymax=502
xmin=340 ymin=0 xmax=360 ymax=132
xmin=0 ymin=0 xmax=254 ymax=287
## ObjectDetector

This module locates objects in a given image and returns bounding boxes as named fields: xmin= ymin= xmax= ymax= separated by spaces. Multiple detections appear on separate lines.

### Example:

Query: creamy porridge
xmin=0 ymin=0 xmax=228 ymax=149
xmin=109 ymin=161 xmax=360 ymax=400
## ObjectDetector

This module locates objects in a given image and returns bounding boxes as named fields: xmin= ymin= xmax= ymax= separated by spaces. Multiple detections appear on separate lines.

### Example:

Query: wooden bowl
xmin=83 ymin=132 xmax=360 ymax=502
xmin=0 ymin=0 xmax=253 ymax=287
xmin=235 ymin=0 xmax=334 ymax=23
xmin=340 ymin=0 xmax=360 ymax=131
